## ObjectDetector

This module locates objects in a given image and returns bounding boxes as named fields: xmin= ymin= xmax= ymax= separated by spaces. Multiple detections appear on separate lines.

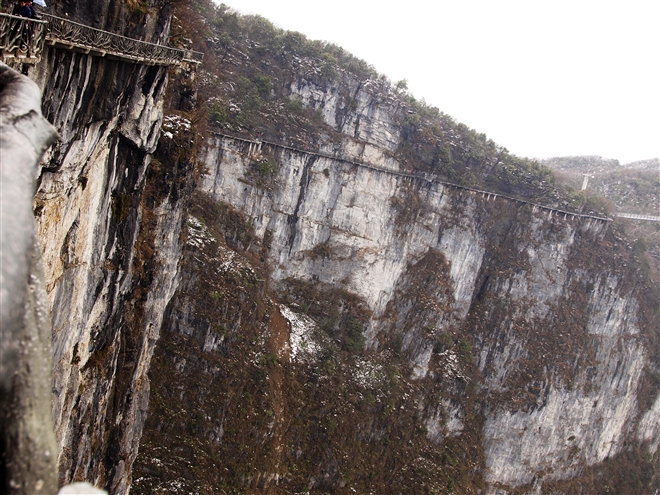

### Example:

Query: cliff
xmin=4 ymin=1 xmax=658 ymax=494
xmin=4 ymin=0 xmax=194 ymax=492
xmin=133 ymin=5 xmax=658 ymax=494
xmin=131 ymin=133 xmax=657 ymax=493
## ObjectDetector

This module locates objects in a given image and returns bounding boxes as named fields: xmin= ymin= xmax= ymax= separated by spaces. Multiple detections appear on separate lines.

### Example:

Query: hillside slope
xmin=16 ymin=1 xmax=659 ymax=494
xmin=130 ymin=3 xmax=660 ymax=494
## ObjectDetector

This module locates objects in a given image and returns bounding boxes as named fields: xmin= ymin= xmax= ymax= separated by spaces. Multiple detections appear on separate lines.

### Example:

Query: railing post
xmin=38 ymin=13 xmax=203 ymax=66
xmin=0 ymin=13 xmax=48 ymax=63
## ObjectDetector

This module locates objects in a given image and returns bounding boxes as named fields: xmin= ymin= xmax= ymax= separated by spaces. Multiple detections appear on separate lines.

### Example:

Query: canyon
xmin=1 ymin=1 xmax=658 ymax=494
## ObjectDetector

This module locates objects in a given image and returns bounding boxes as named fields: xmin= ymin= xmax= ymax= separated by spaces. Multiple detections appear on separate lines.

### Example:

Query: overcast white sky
xmin=220 ymin=0 xmax=659 ymax=164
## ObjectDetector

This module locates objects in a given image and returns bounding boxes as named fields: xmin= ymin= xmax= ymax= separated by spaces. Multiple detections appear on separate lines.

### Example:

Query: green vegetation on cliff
xmin=169 ymin=1 xmax=613 ymax=213
xmin=129 ymin=3 xmax=660 ymax=494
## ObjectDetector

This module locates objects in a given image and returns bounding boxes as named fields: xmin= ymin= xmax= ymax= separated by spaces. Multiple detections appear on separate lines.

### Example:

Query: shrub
xmin=208 ymin=101 xmax=228 ymax=123
xmin=433 ymin=333 xmax=453 ymax=354
xmin=285 ymin=97 xmax=304 ymax=114
xmin=252 ymin=75 xmax=272 ymax=98
xmin=343 ymin=318 xmax=365 ymax=352
xmin=320 ymin=54 xmax=339 ymax=83
xmin=395 ymin=79 xmax=408 ymax=92
xmin=256 ymin=159 xmax=278 ymax=176
xmin=310 ymin=241 xmax=333 ymax=259
xmin=459 ymin=338 xmax=472 ymax=358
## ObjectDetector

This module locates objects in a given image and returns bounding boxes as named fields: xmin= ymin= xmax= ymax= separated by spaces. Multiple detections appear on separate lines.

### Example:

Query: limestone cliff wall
xmin=17 ymin=2 xmax=658 ymax=493
xmin=198 ymin=133 xmax=659 ymax=492
xmin=24 ymin=3 xmax=192 ymax=493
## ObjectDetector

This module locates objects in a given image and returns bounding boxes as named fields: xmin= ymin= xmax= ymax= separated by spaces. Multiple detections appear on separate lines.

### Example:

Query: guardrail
xmin=214 ymin=132 xmax=614 ymax=224
xmin=616 ymin=212 xmax=660 ymax=222
xmin=0 ymin=13 xmax=48 ymax=62
xmin=41 ymin=14 xmax=203 ymax=66
xmin=1 ymin=12 xmax=203 ymax=66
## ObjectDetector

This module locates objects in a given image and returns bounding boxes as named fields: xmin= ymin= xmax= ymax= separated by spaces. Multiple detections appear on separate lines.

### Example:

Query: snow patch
xmin=437 ymin=350 xmax=469 ymax=381
xmin=215 ymin=243 xmax=257 ymax=280
xmin=187 ymin=216 xmax=215 ymax=248
xmin=163 ymin=114 xmax=191 ymax=134
xmin=279 ymin=305 xmax=319 ymax=361
xmin=353 ymin=358 xmax=385 ymax=389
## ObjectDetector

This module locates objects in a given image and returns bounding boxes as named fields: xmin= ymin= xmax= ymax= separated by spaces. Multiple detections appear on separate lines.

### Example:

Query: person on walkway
xmin=10 ymin=0 xmax=34 ymax=56
xmin=26 ymin=1 xmax=38 ymax=18
xmin=12 ymin=1 xmax=34 ymax=18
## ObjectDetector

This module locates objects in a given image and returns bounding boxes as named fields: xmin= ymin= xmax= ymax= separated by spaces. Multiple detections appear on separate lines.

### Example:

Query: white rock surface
xmin=199 ymin=133 xmax=656 ymax=492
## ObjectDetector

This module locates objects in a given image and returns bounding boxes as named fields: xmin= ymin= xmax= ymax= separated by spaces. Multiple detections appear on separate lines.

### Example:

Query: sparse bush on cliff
xmin=127 ymin=4 xmax=660 ymax=495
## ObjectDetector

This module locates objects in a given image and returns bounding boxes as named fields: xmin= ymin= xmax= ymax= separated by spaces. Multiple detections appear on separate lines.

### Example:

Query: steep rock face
xmin=291 ymin=76 xmax=402 ymax=155
xmin=477 ymin=269 xmax=649 ymax=487
xmin=197 ymin=133 xmax=659 ymax=492
xmin=26 ymin=4 xmax=191 ymax=493
xmin=17 ymin=2 xmax=657 ymax=492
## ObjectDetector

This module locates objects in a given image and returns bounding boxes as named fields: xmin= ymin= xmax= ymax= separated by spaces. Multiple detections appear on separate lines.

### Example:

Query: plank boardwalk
xmin=215 ymin=132 xmax=614 ymax=225
xmin=1 ymin=12 xmax=202 ymax=66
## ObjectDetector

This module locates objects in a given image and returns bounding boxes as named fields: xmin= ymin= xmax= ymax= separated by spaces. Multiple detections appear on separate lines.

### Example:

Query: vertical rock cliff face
xmin=291 ymin=76 xmax=402 ymax=157
xmin=194 ymin=125 xmax=659 ymax=492
xmin=17 ymin=2 xmax=658 ymax=493
xmin=24 ymin=2 xmax=194 ymax=493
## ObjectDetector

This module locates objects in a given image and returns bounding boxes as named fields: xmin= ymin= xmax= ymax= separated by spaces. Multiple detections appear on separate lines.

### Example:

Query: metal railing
xmin=617 ymin=212 xmax=660 ymax=222
xmin=215 ymin=132 xmax=614 ymax=224
xmin=41 ymin=14 xmax=203 ymax=65
xmin=0 ymin=13 xmax=48 ymax=62
xmin=1 ymin=12 xmax=203 ymax=66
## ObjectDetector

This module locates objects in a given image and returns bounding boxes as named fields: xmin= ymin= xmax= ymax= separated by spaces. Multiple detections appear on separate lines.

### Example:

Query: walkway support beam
xmin=0 ymin=13 xmax=203 ymax=66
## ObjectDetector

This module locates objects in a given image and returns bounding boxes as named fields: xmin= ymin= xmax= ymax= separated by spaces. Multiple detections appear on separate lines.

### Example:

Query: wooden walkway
xmin=616 ymin=212 xmax=660 ymax=223
xmin=0 ymin=12 xmax=203 ymax=66
xmin=213 ymin=132 xmax=614 ymax=224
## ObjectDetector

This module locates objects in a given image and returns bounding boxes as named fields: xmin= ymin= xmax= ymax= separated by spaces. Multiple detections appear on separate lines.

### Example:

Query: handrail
xmin=617 ymin=212 xmax=660 ymax=222
xmin=0 ymin=13 xmax=48 ymax=61
xmin=214 ymin=132 xmax=613 ymax=224
xmin=41 ymin=13 xmax=203 ymax=66
xmin=181 ymin=48 xmax=204 ymax=65
xmin=1 ymin=12 xmax=203 ymax=66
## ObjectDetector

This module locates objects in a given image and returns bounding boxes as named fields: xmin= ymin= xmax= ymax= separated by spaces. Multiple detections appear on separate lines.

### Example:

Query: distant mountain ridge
xmin=541 ymin=156 xmax=659 ymax=215
xmin=541 ymin=155 xmax=659 ymax=174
